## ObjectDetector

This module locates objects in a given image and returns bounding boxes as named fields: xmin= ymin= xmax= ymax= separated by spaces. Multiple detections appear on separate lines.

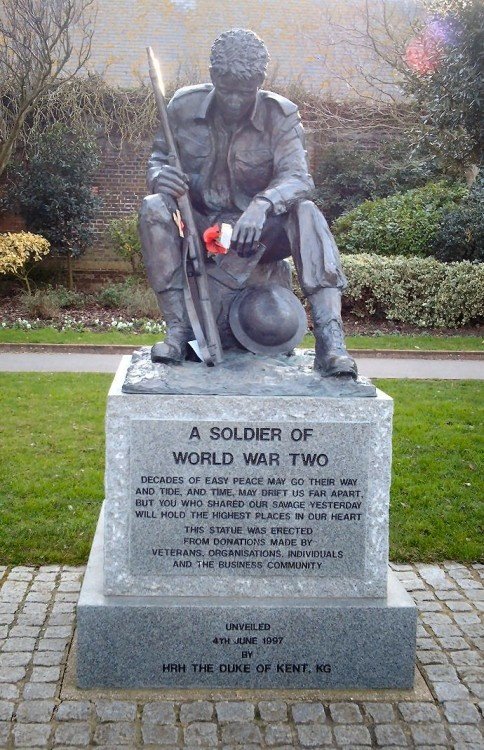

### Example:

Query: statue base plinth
xmin=122 ymin=347 xmax=376 ymax=398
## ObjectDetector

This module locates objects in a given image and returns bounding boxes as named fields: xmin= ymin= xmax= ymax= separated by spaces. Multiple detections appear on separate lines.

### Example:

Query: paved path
xmin=0 ymin=562 xmax=482 ymax=748
xmin=1 ymin=352 xmax=483 ymax=379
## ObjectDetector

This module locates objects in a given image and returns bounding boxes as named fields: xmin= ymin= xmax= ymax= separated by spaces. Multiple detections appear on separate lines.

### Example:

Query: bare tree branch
xmin=0 ymin=0 xmax=96 ymax=177
xmin=298 ymin=0 xmax=421 ymax=105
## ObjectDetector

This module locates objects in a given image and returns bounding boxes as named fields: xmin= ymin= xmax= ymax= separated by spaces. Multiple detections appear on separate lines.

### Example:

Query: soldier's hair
xmin=210 ymin=29 xmax=269 ymax=80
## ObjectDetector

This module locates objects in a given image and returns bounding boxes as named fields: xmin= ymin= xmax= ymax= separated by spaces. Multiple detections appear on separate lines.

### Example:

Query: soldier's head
xmin=210 ymin=29 xmax=269 ymax=123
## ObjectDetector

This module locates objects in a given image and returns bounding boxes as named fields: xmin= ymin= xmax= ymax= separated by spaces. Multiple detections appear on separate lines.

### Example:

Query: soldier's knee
xmin=298 ymin=199 xmax=320 ymax=215
xmin=294 ymin=199 xmax=331 ymax=229
xmin=139 ymin=193 xmax=175 ymax=225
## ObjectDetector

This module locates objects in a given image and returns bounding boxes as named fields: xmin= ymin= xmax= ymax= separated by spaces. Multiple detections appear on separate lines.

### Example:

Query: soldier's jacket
xmin=147 ymin=84 xmax=314 ymax=216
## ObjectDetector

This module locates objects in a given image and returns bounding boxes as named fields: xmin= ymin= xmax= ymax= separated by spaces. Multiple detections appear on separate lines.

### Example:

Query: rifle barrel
xmin=146 ymin=47 xmax=223 ymax=365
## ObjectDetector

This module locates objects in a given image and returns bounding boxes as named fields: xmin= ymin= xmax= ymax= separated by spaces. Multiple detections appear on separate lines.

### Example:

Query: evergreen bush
xmin=19 ymin=287 xmax=87 ymax=318
xmin=432 ymin=178 xmax=484 ymax=262
xmin=312 ymin=140 xmax=438 ymax=224
xmin=96 ymin=281 xmax=159 ymax=318
xmin=341 ymin=254 xmax=483 ymax=327
xmin=0 ymin=232 xmax=50 ymax=293
xmin=6 ymin=123 xmax=100 ymax=287
xmin=333 ymin=181 xmax=468 ymax=257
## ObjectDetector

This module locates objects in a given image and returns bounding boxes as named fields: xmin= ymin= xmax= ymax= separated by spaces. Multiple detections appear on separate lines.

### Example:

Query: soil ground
xmin=1 ymin=293 xmax=482 ymax=339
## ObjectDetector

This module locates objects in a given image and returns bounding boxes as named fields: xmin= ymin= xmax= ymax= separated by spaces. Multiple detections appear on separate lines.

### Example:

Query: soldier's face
xmin=211 ymin=72 xmax=262 ymax=124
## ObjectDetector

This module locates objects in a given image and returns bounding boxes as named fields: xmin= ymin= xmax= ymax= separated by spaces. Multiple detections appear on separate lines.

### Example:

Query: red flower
xmin=203 ymin=224 xmax=229 ymax=255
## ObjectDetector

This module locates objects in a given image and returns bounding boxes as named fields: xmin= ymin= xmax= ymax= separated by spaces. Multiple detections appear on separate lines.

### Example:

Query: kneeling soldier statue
xmin=139 ymin=28 xmax=357 ymax=379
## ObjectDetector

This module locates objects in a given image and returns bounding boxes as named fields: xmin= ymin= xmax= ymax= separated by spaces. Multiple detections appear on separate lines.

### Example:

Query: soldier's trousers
xmin=138 ymin=194 xmax=346 ymax=296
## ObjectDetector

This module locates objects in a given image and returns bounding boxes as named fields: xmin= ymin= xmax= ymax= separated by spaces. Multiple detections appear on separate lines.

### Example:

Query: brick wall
xmin=0 ymin=138 xmax=150 ymax=284
xmin=76 ymin=138 xmax=150 ymax=275
xmin=0 ymin=213 xmax=25 ymax=233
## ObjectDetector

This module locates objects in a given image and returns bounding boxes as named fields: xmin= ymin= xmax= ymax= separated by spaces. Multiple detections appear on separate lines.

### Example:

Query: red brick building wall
xmin=0 ymin=138 xmax=151 ymax=286
xmin=78 ymin=138 xmax=151 ymax=276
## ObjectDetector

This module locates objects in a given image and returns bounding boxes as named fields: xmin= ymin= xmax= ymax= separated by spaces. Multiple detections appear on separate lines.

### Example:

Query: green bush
xmin=7 ymin=124 xmax=100 ymax=259
xmin=333 ymin=181 xmax=468 ymax=257
xmin=96 ymin=281 xmax=159 ymax=318
xmin=403 ymin=0 xmax=483 ymax=173
xmin=19 ymin=287 xmax=88 ymax=319
xmin=313 ymin=140 xmax=438 ymax=224
xmin=107 ymin=215 xmax=144 ymax=276
xmin=341 ymin=254 xmax=484 ymax=327
xmin=432 ymin=178 xmax=484 ymax=262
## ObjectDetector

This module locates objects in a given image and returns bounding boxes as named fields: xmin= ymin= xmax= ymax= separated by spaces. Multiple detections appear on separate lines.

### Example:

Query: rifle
xmin=146 ymin=46 xmax=223 ymax=366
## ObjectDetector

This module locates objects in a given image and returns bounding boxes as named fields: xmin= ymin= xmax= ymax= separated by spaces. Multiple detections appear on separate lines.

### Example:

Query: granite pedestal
xmin=77 ymin=352 xmax=417 ymax=689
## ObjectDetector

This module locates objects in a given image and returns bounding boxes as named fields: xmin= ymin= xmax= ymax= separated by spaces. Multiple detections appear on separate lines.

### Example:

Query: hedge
xmin=333 ymin=181 xmax=468 ymax=258
xmin=432 ymin=178 xmax=484 ymax=263
xmin=340 ymin=254 xmax=483 ymax=327
xmin=312 ymin=139 xmax=438 ymax=224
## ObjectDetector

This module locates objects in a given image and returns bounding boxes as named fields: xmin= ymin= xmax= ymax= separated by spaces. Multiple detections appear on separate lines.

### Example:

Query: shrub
xmin=432 ymin=178 xmax=484 ymax=262
xmin=341 ymin=254 xmax=484 ymax=327
xmin=403 ymin=0 xmax=483 ymax=174
xmin=312 ymin=140 xmax=438 ymax=224
xmin=6 ymin=123 xmax=100 ymax=287
xmin=107 ymin=215 xmax=143 ymax=276
xmin=333 ymin=181 xmax=468 ymax=257
xmin=19 ymin=289 xmax=62 ymax=319
xmin=96 ymin=281 xmax=159 ymax=318
xmin=49 ymin=287 xmax=87 ymax=309
xmin=19 ymin=287 xmax=87 ymax=319
xmin=0 ymin=232 xmax=50 ymax=293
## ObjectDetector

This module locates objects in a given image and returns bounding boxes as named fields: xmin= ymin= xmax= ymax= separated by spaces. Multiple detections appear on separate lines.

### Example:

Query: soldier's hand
xmin=153 ymin=165 xmax=189 ymax=198
xmin=232 ymin=198 xmax=271 ymax=257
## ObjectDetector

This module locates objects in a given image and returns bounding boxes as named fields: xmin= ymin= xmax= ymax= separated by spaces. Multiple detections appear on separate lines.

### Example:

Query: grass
xmin=0 ymin=374 xmax=107 ymax=566
xmin=345 ymin=334 xmax=483 ymax=352
xmin=0 ymin=328 xmax=161 ymax=346
xmin=0 ymin=327 xmax=482 ymax=351
xmin=0 ymin=375 xmax=482 ymax=565
xmin=381 ymin=379 xmax=484 ymax=562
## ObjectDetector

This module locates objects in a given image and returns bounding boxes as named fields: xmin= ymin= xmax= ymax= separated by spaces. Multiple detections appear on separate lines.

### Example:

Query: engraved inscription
xmin=129 ymin=420 xmax=370 ymax=576
xmin=154 ymin=619 xmax=333 ymax=681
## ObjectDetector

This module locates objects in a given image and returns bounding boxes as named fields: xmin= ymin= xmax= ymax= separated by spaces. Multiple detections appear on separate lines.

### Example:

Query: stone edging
xmin=0 ymin=342 xmax=482 ymax=360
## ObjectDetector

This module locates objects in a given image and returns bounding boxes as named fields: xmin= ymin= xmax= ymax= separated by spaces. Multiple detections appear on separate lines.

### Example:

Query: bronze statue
xmin=139 ymin=29 xmax=357 ymax=379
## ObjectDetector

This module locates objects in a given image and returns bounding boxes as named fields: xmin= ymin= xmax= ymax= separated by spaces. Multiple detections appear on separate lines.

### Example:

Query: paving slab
xmin=0 ymin=563 xmax=482 ymax=748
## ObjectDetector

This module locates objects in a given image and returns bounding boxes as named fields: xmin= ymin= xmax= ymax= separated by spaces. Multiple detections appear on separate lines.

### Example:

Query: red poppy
xmin=203 ymin=224 xmax=229 ymax=255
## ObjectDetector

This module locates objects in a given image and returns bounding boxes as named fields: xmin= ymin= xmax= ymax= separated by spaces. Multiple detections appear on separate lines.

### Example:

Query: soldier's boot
xmin=151 ymin=289 xmax=192 ymax=364
xmin=309 ymin=288 xmax=357 ymax=379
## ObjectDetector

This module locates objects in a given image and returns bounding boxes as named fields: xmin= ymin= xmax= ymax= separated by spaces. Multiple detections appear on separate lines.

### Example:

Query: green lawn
xmin=0 ymin=327 xmax=482 ymax=351
xmin=0 ymin=375 xmax=482 ymax=565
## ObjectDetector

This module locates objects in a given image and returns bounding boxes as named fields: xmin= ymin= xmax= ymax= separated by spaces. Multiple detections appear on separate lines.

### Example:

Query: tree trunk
xmin=465 ymin=164 xmax=479 ymax=187
xmin=66 ymin=255 xmax=74 ymax=290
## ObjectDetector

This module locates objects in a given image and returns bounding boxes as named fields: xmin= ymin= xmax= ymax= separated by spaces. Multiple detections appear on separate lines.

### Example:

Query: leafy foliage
xmin=432 ymin=178 xmax=484 ymax=262
xmin=333 ymin=181 xmax=468 ymax=257
xmin=341 ymin=253 xmax=484 ymax=327
xmin=96 ymin=281 xmax=159 ymax=318
xmin=0 ymin=232 xmax=50 ymax=293
xmin=404 ymin=0 xmax=484 ymax=172
xmin=7 ymin=124 xmax=100 ymax=260
xmin=19 ymin=287 xmax=87 ymax=319
xmin=107 ymin=215 xmax=144 ymax=276
xmin=313 ymin=139 xmax=439 ymax=223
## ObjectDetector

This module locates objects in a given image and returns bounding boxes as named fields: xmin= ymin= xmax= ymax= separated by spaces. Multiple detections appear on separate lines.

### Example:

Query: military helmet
xmin=229 ymin=284 xmax=307 ymax=355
